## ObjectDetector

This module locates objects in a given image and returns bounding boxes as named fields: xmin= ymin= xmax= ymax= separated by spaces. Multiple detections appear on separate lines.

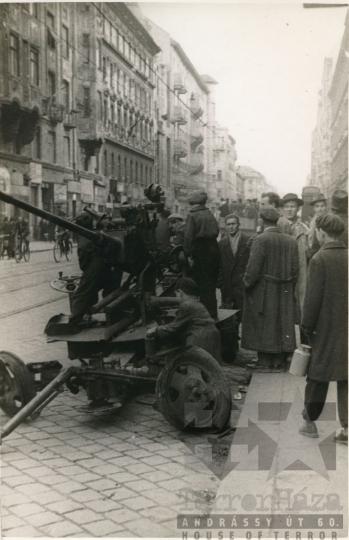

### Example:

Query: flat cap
xmin=315 ymin=213 xmax=345 ymax=236
xmin=224 ymin=213 xmax=240 ymax=224
xmin=259 ymin=205 xmax=280 ymax=223
xmin=167 ymin=213 xmax=184 ymax=222
xmin=175 ymin=277 xmax=199 ymax=297
xmin=331 ymin=189 xmax=348 ymax=211
xmin=188 ymin=190 xmax=207 ymax=205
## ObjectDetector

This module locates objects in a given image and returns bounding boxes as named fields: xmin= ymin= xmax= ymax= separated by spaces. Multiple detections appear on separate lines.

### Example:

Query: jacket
xmin=302 ymin=241 xmax=348 ymax=381
xmin=183 ymin=205 xmax=219 ymax=256
xmin=217 ymin=232 xmax=250 ymax=310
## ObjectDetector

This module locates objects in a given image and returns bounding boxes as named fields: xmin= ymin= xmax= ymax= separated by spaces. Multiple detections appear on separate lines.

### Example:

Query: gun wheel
xmin=156 ymin=346 xmax=231 ymax=431
xmin=0 ymin=351 xmax=36 ymax=417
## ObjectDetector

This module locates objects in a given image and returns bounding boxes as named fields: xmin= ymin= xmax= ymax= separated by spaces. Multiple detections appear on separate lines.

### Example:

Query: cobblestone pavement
xmin=0 ymin=249 xmax=243 ymax=538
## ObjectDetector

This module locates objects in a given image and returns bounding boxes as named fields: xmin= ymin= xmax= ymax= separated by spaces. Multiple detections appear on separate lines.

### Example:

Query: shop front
xmin=67 ymin=181 xmax=82 ymax=219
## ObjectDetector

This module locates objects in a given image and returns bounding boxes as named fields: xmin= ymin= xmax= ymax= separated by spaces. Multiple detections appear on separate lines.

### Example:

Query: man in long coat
xmin=242 ymin=206 xmax=298 ymax=372
xmin=331 ymin=189 xmax=348 ymax=248
xmin=217 ymin=214 xmax=250 ymax=320
xmin=183 ymin=190 xmax=220 ymax=319
xmin=299 ymin=214 xmax=348 ymax=444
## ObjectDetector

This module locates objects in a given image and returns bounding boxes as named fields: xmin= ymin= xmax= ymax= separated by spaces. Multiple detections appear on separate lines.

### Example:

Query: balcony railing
xmin=171 ymin=105 xmax=188 ymax=125
xmin=174 ymin=138 xmax=187 ymax=157
xmin=43 ymin=102 xmax=64 ymax=123
xmin=63 ymin=112 xmax=76 ymax=130
xmin=174 ymin=73 xmax=187 ymax=94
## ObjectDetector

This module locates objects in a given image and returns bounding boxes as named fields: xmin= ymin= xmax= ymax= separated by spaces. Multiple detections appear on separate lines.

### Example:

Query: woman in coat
xmin=300 ymin=214 xmax=348 ymax=444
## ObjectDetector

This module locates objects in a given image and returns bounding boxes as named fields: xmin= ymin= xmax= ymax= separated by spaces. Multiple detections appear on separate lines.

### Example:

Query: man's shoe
xmin=298 ymin=420 xmax=319 ymax=438
xmin=246 ymin=364 xmax=271 ymax=373
xmin=333 ymin=431 xmax=348 ymax=445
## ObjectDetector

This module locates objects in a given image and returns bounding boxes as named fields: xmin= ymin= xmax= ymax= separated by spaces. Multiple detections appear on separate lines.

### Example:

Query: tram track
xmin=0 ymin=261 xmax=75 ymax=282
xmin=0 ymin=294 xmax=67 ymax=320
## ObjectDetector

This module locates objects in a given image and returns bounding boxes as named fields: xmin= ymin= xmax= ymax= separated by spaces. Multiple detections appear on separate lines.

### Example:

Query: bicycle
xmin=15 ymin=236 xmax=30 ymax=263
xmin=53 ymin=232 xmax=73 ymax=262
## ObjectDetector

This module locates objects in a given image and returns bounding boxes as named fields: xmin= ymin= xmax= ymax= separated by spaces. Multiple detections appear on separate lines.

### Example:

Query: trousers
xmin=303 ymin=377 xmax=348 ymax=428
xmin=257 ymin=352 xmax=288 ymax=367
xmin=191 ymin=238 xmax=220 ymax=318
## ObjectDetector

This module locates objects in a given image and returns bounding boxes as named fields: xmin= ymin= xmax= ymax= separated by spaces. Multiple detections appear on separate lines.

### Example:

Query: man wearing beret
xmin=277 ymin=193 xmax=309 ymax=321
xmin=242 ymin=205 xmax=298 ymax=372
xmin=217 ymin=214 xmax=250 ymax=319
xmin=146 ymin=277 xmax=221 ymax=362
xmin=331 ymin=189 xmax=348 ymax=248
xmin=183 ymin=191 xmax=220 ymax=319
xmin=299 ymin=214 xmax=348 ymax=444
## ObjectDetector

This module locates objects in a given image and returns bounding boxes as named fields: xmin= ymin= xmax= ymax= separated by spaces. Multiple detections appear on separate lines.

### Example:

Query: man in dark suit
xmin=217 ymin=214 xmax=250 ymax=321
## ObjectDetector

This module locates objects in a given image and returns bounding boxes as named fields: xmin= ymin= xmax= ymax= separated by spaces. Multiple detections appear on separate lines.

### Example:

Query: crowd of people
xmin=0 ymin=215 xmax=30 ymax=258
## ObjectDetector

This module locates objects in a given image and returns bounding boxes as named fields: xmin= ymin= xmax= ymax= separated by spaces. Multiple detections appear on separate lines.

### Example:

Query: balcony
xmin=43 ymin=102 xmax=64 ymax=123
xmin=190 ymin=94 xmax=203 ymax=118
xmin=174 ymin=73 xmax=187 ymax=94
xmin=171 ymin=105 xmax=188 ymax=125
xmin=174 ymin=138 xmax=187 ymax=158
xmin=63 ymin=112 xmax=77 ymax=130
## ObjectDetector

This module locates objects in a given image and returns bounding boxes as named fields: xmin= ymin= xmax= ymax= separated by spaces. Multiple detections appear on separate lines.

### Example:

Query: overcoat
xmin=217 ymin=233 xmax=250 ymax=311
xmin=155 ymin=298 xmax=221 ymax=362
xmin=241 ymin=228 xmax=298 ymax=353
xmin=301 ymin=241 xmax=348 ymax=381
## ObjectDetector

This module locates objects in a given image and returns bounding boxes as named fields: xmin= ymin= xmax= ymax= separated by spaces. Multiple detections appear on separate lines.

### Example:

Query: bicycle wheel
xmin=53 ymin=242 xmax=62 ymax=262
xmin=23 ymin=244 xmax=30 ymax=262
xmin=15 ymin=244 xmax=21 ymax=263
xmin=65 ymin=240 xmax=73 ymax=261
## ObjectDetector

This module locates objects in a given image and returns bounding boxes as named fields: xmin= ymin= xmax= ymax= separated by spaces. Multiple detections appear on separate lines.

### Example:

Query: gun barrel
xmin=0 ymin=190 xmax=100 ymax=244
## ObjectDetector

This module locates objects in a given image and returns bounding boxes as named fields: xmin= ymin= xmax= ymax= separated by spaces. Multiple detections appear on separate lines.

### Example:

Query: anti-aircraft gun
xmin=0 ymin=185 xmax=236 ymax=441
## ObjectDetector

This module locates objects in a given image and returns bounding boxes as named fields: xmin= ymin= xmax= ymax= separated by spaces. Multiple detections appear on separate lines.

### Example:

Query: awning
xmin=94 ymin=180 xmax=106 ymax=188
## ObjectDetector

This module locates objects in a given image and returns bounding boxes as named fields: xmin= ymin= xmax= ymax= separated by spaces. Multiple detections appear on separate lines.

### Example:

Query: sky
xmin=139 ymin=2 xmax=347 ymax=196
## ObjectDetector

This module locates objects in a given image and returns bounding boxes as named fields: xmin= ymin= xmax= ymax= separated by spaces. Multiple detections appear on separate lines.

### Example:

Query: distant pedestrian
xmin=218 ymin=198 xmax=231 ymax=239
xmin=299 ymin=214 xmax=348 ymax=444
xmin=242 ymin=206 xmax=298 ymax=373
xmin=308 ymin=193 xmax=327 ymax=258
xmin=183 ymin=190 xmax=220 ymax=319
xmin=278 ymin=193 xmax=309 ymax=321
xmin=331 ymin=189 xmax=348 ymax=247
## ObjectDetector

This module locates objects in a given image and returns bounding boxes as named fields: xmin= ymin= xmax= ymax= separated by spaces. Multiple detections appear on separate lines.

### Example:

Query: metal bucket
xmin=289 ymin=344 xmax=311 ymax=377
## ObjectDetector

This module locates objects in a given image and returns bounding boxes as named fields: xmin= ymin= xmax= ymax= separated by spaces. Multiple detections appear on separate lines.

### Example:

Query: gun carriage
xmin=0 ymin=186 xmax=236 ymax=440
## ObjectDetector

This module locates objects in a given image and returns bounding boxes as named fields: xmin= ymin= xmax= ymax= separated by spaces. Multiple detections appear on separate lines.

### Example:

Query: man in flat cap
xmin=146 ymin=277 xmax=221 ymax=362
xmin=308 ymin=193 xmax=327 ymax=258
xmin=300 ymin=214 xmax=348 ymax=444
xmin=183 ymin=191 xmax=220 ymax=319
xmin=242 ymin=205 xmax=298 ymax=372
xmin=331 ymin=189 xmax=348 ymax=247
xmin=278 ymin=193 xmax=309 ymax=322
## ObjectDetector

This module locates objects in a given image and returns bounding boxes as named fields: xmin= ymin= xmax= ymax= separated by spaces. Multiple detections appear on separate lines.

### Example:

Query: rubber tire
xmin=65 ymin=241 xmax=73 ymax=261
xmin=53 ymin=242 xmax=61 ymax=263
xmin=14 ymin=246 xmax=21 ymax=263
xmin=156 ymin=346 xmax=231 ymax=431
xmin=23 ymin=245 xmax=30 ymax=262
xmin=0 ymin=351 xmax=36 ymax=417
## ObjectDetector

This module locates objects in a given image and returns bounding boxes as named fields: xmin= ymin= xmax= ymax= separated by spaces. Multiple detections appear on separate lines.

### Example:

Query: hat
xmin=259 ymin=205 xmax=280 ymax=223
xmin=188 ymin=190 xmax=207 ymax=205
xmin=175 ymin=277 xmax=199 ymax=297
xmin=331 ymin=190 xmax=348 ymax=211
xmin=316 ymin=213 xmax=345 ymax=236
xmin=224 ymin=213 xmax=240 ymax=225
xmin=280 ymin=193 xmax=304 ymax=207
xmin=167 ymin=213 xmax=184 ymax=222
xmin=310 ymin=193 xmax=327 ymax=206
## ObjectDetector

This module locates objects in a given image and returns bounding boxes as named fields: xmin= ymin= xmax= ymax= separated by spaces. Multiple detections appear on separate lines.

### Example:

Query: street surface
xmin=0 ymin=244 xmax=229 ymax=538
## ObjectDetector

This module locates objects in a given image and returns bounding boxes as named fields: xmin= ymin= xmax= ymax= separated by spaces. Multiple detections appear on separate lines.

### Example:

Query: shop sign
xmin=0 ymin=167 xmax=10 ymax=192
xmin=29 ymin=163 xmax=42 ymax=184
xmin=54 ymin=183 xmax=67 ymax=202
xmin=81 ymin=178 xmax=93 ymax=203
xmin=67 ymin=181 xmax=82 ymax=194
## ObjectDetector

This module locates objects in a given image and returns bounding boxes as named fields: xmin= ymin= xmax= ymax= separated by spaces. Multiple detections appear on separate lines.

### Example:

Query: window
xmin=98 ymin=91 xmax=102 ymax=121
xmin=9 ymin=34 xmax=19 ymax=76
xmin=47 ymin=12 xmax=55 ymax=49
xmin=140 ymin=164 xmax=143 ymax=185
xmin=117 ymin=107 xmax=121 ymax=127
xmin=135 ymin=162 xmax=138 ymax=184
xmin=102 ymin=57 xmax=107 ymax=80
xmin=217 ymin=170 xmax=222 ymax=181
xmin=111 ymin=153 xmax=115 ymax=175
xmin=117 ymin=155 xmax=121 ymax=179
xmin=83 ymin=87 xmax=90 ymax=117
xmin=104 ymin=150 xmax=107 ymax=175
xmin=96 ymin=40 xmax=102 ymax=69
xmin=124 ymin=41 xmax=129 ymax=59
xmin=64 ymin=136 xmax=71 ymax=166
xmin=32 ymin=126 xmax=41 ymax=159
xmin=124 ymin=73 xmax=128 ymax=97
xmin=62 ymin=80 xmax=69 ymax=110
xmin=111 ymin=26 xmax=117 ymax=48
xmin=123 ymin=110 xmax=128 ymax=131
xmin=104 ymin=99 xmax=108 ymax=126
xmin=30 ymin=47 xmax=39 ymax=85
xmin=95 ymin=154 xmax=99 ymax=174
xmin=145 ymin=166 xmax=148 ymax=185
xmin=82 ymin=34 xmax=90 ymax=63
xmin=111 ymin=104 xmax=115 ymax=126
xmin=110 ymin=63 xmax=113 ymax=89
xmin=48 ymin=71 xmax=56 ymax=97
xmin=62 ymin=25 xmax=69 ymax=59
xmin=130 ymin=160 xmax=133 ymax=182
xmin=48 ymin=130 xmax=56 ymax=163
xmin=30 ymin=3 xmax=38 ymax=17
xmin=124 ymin=158 xmax=127 ymax=180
